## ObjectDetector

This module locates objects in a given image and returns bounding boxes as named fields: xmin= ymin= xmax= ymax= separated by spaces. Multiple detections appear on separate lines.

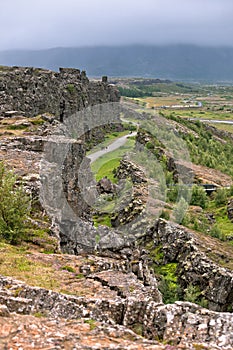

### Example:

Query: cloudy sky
xmin=1 ymin=0 xmax=233 ymax=50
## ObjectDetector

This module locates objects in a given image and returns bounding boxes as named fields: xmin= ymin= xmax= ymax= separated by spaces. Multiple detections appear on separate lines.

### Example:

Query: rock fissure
xmin=0 ymin=66 xmax=233 ymax=349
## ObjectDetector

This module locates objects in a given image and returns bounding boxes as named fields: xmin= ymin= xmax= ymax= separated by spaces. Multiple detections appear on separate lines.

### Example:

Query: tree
xmin=0 ymin=162 xmax=30 ymax=244
xmin=191 ymin=185 xmax=208 ymax=208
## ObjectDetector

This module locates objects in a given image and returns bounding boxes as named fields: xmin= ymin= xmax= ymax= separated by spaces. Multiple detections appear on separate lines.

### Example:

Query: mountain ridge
xmin=1 ymin=44 xmax=233 ymax=82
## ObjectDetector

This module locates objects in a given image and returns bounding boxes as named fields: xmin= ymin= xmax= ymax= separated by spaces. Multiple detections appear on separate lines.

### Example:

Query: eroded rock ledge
xmin=0 ymin=263 xmax=232 ymax=349
xmin=1 ymin=66 xmax=233 ymax=349
xmin=148 ymin=220 xmax=233 ymax=312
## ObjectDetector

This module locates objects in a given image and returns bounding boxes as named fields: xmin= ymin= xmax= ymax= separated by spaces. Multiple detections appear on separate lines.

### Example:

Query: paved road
xmin=87 ymin=131 xmax=137 ymax=164
xmin=188 ymin=118 xmax=233 ymax=124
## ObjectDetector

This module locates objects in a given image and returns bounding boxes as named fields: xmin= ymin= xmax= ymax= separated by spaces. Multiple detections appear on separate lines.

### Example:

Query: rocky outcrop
xmin=0 ymin=313 xmax=166 ymax=350
xmin=204 ymin=123 xmax=233 ymax=142
xmin=148 ymin=219 xmax=233 ymax=312
xmin=116 ymin=158 xmax=147 ymax=184
xmin=136 ymin=127 xmax=233 ymax=187
xmin=1 ymin=65 xmax=233 ymax=349
xmin=97 ymin=177 xmax=117 ymax=194
xmin=0 ymin=271 xmax=233 ymax=349
xmin=111 ymin=158 xmax=148 ymax=227
xmin=0 ymin=66 xmax=120 ymax=118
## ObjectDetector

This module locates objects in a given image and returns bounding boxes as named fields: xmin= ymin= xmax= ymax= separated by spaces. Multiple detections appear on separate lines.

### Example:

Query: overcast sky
xmin=1 ymin=0 xmax=233 ymax=50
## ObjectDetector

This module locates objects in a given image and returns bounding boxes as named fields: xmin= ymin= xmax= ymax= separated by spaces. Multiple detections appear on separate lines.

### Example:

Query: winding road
xmin=87 ymin=131 xmax=137 ymax=164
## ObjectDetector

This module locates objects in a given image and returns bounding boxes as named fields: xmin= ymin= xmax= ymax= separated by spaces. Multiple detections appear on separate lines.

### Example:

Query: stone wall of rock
xmin=0 ymin=270 xmax=233 ymax=349
xmin=0 ymin=66 xmax=120 ymax=118
xmin=148 ymin=219 xmax=233 ymax=312
xmin=111 ymin=158 xmax=148 ymax=227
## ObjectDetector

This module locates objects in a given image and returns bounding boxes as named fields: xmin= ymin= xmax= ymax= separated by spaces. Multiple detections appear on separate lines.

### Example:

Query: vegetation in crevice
xmin=145 ymin=241 xmax=210 ymax=306
xmin=145 ymin=242 xmax=181 ymax=303
xmin=90 ymin=127 xmax=136 ymax=227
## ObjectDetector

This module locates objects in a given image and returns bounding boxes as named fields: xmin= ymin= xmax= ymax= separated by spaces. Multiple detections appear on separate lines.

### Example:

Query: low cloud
xmin=0 ymin=0 xmax=233 ymax=49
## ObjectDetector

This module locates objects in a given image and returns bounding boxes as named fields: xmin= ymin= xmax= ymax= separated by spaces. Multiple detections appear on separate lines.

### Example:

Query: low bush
xmin=0 ymin=162 xmax=30 ymax=244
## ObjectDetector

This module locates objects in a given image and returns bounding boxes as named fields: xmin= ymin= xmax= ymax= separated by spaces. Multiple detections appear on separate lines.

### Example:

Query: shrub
xmin=184 ymin=284 xmax=201 ymax=303
xmin=193 ymin=215 xmax=209 ymax=233
xmin=184 ymin=284 xmax=208 ymax=308
xmin=229 ymin=185 xmax=233 ymax=196
xmin=66 ymin=84 xmax=76 ymax=94
xmin=209 ymin=225 xmax=225 ymax=240
xmin=191 ymin=185 xmax=208 ymax=208
xmin=214 ymin=188 xmax=228 ymax=206
xmin=158 ymin=277 xmax=182 ymax=304
xmin=146 ymin=141 xmax=154 ymax=150
xmin=159 ymin=210 xmax=170 ymax=220
xmin=0 ymin=162 xmax=30 ymax=244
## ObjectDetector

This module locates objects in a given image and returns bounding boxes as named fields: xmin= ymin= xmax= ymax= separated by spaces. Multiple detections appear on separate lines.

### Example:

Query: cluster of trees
xmin=167 ymin=115 xmax=233 ymax=177
xmin=117 ymin=87 xmax=146 ymax=98
xmin=117 ymin=82 xmax=199 ymax=98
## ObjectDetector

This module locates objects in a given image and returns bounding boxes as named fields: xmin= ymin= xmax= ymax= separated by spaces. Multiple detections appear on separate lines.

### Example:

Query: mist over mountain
xmin=1 ymin=45 xmax=233 ymax=82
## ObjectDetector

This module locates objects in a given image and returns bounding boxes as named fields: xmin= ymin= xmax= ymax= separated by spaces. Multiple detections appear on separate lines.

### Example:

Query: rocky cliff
xmin=0 ymin=66 xmax=120 ymax=118
xmin=0 ymin=66 xmax=233 ymax=349
xmin=0 ymin=243 xmax=233 ymax=349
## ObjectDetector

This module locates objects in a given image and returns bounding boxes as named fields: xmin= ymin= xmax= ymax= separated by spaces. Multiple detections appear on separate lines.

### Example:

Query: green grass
xmin=212 ymin=207 xmax=233 ymax=238
xmin=208 ymin=123 xmax=233 ymax=133
xmin=30 ymin=117 xmax=45 ymax=126
xmin=89 ymin=130 xmax=136 ymax=227
xmin=84 ymin=319 xmax=97 ymax=330
xmin=93 ymin=214 xmax=112 ymax=227
xmin=7 ymin=124 xmax=29 ymax=130
xmin=87 ymin=130 xmax=130 ymax=155
xmin=61 ymin=265 xmax=76 ymax=273
xmin=66 ymin=84 xmax=76 ymax=94
xmin=94 ymin=158 xmax=121 ymax=183
xmin=161 ymin=109 xmax=233 ymax=121
xmin=91 ymin=138 xmax=135 ymax=183
xmin=0 ymin=243 xmax=60 ymax=289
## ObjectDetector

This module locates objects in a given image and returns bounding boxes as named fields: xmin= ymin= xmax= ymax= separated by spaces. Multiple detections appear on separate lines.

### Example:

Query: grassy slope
xmin=91 ymin=137 xmax=135 ymax=183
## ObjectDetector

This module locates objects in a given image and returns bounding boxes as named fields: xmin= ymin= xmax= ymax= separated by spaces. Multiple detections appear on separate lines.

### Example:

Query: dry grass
xmin=134 ymin=96 xmax=183 ymax=108
xmin=0 ymin=243 xmax=60 ymax=290
xmin=0 ymin=115 xmax=45 ymax=138
xmin=0 ymin=242 xmax=119 ymax=298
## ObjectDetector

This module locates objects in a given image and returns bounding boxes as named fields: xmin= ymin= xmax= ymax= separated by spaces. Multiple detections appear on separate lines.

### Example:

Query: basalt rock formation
xmin=0 ymin=66 xmax=120 ymax=119
xmin=147 ymin=219 xmax=233 ymax=312
xmin=0 ymin=66 xmax=233 ymax=349
xmin=0 ymin=248 xmax=233 ymax=349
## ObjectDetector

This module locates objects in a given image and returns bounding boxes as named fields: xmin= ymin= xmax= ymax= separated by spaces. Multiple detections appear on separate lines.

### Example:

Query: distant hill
xmin=1 ymin=45 xmax=233 ymax=82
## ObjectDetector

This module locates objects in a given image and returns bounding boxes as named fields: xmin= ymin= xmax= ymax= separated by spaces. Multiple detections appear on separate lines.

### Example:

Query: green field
xmin=90 ymin=137 xmax=135 ymax=183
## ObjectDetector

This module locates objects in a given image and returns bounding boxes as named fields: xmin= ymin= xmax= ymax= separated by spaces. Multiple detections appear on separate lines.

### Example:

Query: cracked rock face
xmin=0 ymin=313 xmax=167 ymax=350
xmin=151 ymin=219 xmax=233 ymax=312
xmin=0 ymin=265 xmax=233 ymax=349
xmin=1 ymin=66 xmax=233 ymax=349
xmin=0 ymin=66 xmax=120 ymax=118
